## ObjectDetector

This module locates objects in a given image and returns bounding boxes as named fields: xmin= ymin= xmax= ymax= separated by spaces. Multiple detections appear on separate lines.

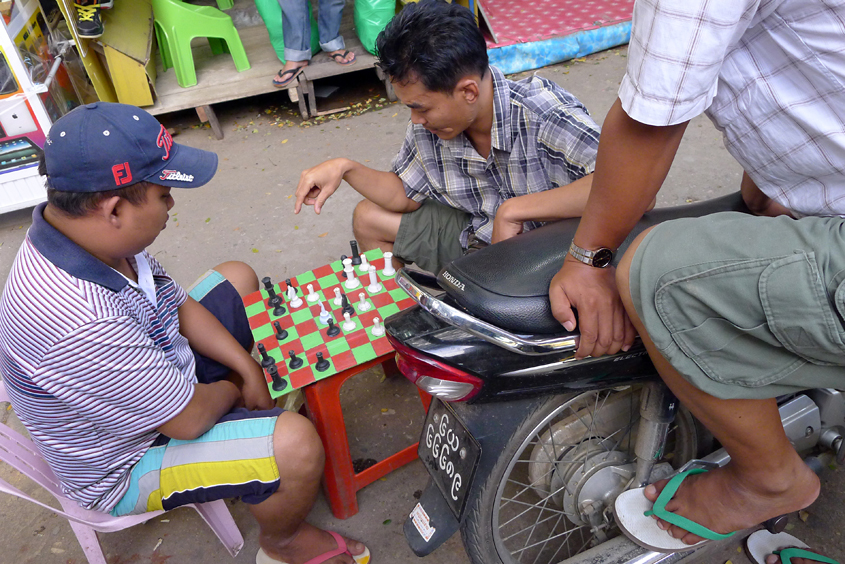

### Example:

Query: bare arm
xmin=740 ymin=171 xmax=794 ymax=217
xmin=294 ymin=158 xmax=422 ymax=214
xmin=549 ymin=98 xmax=689 ymax=358
xmin=157 ymin=380 xmax=240 ymax=440
xmin=178 ymin=296 xmax=273 ymax=410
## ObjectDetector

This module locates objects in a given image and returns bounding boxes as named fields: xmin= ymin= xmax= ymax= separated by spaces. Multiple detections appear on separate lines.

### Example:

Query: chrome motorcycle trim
xmin=396 ymin=269 xmax=579 ymax=355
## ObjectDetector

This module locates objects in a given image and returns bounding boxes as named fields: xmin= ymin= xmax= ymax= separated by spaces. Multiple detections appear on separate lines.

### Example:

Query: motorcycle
xmin=383 ymin=192 xmax=845 ymax=564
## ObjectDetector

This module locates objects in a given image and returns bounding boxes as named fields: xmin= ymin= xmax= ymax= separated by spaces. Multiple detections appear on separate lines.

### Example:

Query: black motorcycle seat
xmin=437 ymin=192 xmax=750 ymax=334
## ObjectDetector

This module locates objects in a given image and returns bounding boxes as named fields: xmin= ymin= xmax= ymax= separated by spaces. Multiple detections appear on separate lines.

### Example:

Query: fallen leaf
xmin=160 ymin=519 xmax=170 ymax=523
xmin=205 ymin=218 xmax=211 ymax=223
xmin=287 ymin=194 xmax=293 ymax=199
xmin=383 ymin=519 xmax=392 ymax=525
xmin=392 ymin=113 xmax=398 ymax=117
xmin=799 ymin=510 xmax=810 ymax=522
xmin=252 ymin=129 xmax=259 ymax=133
xmin=294 ymin=225 xmax=299 ymax=230
xmin=318 ymin=232 xmax=328 ymax=238
xmin=153 ymin=538 xmax=163 ymax=551
xmin=282 ymin=139 xmax=288 ymax=144
xmin=252 ymin=248 xmax=260 ymax=253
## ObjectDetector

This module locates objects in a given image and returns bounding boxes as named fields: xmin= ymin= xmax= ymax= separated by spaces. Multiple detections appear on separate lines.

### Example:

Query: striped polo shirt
xmin=0 ymin=203 xmax=196 ymax=512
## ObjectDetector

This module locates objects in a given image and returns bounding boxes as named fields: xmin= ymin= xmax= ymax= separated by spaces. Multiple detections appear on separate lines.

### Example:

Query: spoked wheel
xmin=461 ymin=385 xmax=701 ymax=564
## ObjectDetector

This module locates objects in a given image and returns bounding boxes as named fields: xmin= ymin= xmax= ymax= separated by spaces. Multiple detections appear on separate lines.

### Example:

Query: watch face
xmin=593 ymin=248 xmax=614 ymax=268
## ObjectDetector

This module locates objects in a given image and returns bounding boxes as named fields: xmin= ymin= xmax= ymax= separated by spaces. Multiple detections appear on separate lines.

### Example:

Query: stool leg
xmin=304 ymin=374 xmax=359 ymax=519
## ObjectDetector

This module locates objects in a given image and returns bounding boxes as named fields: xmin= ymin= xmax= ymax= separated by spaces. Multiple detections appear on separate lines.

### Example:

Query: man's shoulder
xmin=503 ymin=69 xmax=588 ymax=119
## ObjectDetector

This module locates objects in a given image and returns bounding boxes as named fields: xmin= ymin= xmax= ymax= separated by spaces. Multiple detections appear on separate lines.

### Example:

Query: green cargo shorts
xmin=628 ymin=212 xmax=845 ymax=400
xmin=394 ymin=199 xmax=472 ymax=274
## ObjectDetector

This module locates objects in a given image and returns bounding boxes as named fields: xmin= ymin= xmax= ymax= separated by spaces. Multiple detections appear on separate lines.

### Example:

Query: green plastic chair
xmin=152 ymin=0 xmax=250 ymax=88
xmin=216 ymin=0 xmax=234 ymax=8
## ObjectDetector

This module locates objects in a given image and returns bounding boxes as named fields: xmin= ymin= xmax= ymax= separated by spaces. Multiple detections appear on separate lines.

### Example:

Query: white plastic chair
xmin=0 ymin=380 xmax=244 ymax=564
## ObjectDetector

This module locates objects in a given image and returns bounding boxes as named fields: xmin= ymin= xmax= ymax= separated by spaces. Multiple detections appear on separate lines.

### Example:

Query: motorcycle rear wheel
xmin=460 ymin=386 xmax=701 ymax=564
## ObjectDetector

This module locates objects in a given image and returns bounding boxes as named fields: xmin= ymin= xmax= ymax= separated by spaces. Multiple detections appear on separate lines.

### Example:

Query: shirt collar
xmin=28 ymin=202 xmax=130 ymax=293
xmin=439 ymin=65 xmax=512 ymax=156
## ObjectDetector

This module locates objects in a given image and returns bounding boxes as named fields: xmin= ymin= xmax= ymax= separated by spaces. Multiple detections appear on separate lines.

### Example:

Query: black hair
xmin=376 ymin=0 xmax=488 ymax=94
xmin=40 ymin=153 xmax=149 ymax=217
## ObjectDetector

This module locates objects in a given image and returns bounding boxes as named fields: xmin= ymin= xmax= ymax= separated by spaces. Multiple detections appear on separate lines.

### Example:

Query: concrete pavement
xmin=0 ymin=45 xmax=841 ymax=564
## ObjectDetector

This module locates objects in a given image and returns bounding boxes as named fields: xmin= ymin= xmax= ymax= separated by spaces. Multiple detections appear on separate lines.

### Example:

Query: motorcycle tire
xmin=460 ymin=386 xmax=701 ymax=564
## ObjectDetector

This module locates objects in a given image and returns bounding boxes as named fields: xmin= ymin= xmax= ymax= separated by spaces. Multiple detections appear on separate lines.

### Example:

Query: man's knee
xmin=214 ymin=261 xmax=259 ymax=297
xmin=273 ymin=411 xmax=325 ymax=478
xmin=352 ymin=199 xmax=379 ymax=240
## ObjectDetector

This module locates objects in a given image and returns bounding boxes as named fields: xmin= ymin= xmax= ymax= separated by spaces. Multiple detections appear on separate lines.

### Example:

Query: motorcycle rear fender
xmin=403 ymin=394 xmax=553 ymax=555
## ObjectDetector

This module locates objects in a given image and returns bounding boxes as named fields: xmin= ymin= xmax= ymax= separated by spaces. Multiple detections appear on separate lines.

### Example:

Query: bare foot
xmin=274 ymin=60 xmax=308 ymax=87
xmin=643 ymin=458 xmax=819 ymax=545
xmin=765 ymin=548 xmax=833 ymax=564
xmin=260 ymin=523 xmax=366 ymax=564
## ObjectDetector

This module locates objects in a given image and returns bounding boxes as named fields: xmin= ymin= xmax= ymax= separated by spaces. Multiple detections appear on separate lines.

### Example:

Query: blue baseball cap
xmin=44 ymin=102 xmax=218 ymax=192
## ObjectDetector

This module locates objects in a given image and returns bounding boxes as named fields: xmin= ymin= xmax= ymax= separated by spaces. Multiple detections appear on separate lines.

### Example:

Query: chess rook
xmin=344 ymin=266 xmax=360 ymax=290
xmin=371 ymin=317 xmax=385 ymax=337
xmin=382 ymin=252 xmax=396 ymax=276
xmin=367 ymin=265 xmax=382 ymax=293
xmin=350 ymin=241 xmax=362 ymax=265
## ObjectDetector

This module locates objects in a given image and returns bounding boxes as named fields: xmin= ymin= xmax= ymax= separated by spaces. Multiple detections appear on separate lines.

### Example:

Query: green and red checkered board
xmin=242 ymin=249 xmax=415 ymax=397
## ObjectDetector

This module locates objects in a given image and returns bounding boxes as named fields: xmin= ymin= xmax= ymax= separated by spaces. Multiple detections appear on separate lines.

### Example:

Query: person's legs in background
xmin=275 ymin=0 xmax=312 ymax=86
xmin=316 ymin=0 xmax=355 ymax=65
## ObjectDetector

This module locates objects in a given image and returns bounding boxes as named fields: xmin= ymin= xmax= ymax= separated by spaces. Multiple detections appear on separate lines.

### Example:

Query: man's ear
xmin=100 ymin=195 xmax=123 ymax=227
xmin=456 ymin=77 xmax=480 ymax=104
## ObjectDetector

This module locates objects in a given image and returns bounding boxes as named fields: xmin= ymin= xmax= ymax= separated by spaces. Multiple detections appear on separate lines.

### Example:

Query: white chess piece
xmin=341 ymin=312 xmax=356 ymax=331
xmin=358 ymin=253 xmax=371 ymax=274
xmin=342 ymin=257 xmax=353 ymax=270
xmin=287 ymin=286 xmax=303 ymax=308
xmin=318 ymin=302 xmax=331 ymax=325
xmin=344 ymin=266 xmax=361 ymax=290
xmin=357 ymin=292 xmax=372 ymax=312
xmin=367 ymin=265 xmax=382 ymax=293
xmin=332 ymin=287 xmax=343 ymax=306
xmin=382 ymin=252 xmax=396 ymax=276
xmin=306 ymin=283 xmax=319 ymax=303
xmin=371 ymin=317 xmax=385 ymax=337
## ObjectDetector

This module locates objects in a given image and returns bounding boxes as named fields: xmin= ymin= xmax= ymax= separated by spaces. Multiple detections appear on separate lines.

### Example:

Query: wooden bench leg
xmin=196 ymin=105 xmax=224 ymax=140
xmin=375 ymin=66 xmax=398 ymax=102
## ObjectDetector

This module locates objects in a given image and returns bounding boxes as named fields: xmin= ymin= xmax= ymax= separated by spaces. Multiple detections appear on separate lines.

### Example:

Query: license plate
xmin=418 ymin=398 xmax=481 ymax=520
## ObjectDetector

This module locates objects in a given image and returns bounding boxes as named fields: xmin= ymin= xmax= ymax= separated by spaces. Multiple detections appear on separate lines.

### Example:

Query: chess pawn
xmin=357 ymin=253 xmax=371 ymax=274
xmin=318 ymin=302 xmax=331 ymax=325
xmin=341 ymin=312 xmax=356 ymax=331
xmin=306 ymin=283 xmax=320 ymax=303
xmin=357 ymin=292 xmax=372 ymax=312
xmin=382 ymin=252 xmax=396 ymax=276
xmin=332 ymin=287 xmax=343 ymax=306
xmin=371 ymin=317 xmax=385 ymax=337
xmin=367 ymin=265 xmax=382 ymax=293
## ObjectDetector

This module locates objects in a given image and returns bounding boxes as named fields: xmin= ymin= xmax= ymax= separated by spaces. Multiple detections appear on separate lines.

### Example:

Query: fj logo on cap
xmin=160 ymin=170 xmax=194 ymax=182
xmin=112 ymin=162 xmax=133 ymax=186
xmin=156 ymin=125 xmax=173 ymax=161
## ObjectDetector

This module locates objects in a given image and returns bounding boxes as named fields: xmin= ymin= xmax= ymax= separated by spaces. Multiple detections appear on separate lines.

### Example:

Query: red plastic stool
xmin=303 ymin=353 xmax=432 ymax=519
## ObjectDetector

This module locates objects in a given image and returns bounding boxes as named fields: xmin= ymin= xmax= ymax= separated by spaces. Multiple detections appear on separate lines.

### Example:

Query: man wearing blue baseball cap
xmin=0 ymin=103 xmax=370 ymax=564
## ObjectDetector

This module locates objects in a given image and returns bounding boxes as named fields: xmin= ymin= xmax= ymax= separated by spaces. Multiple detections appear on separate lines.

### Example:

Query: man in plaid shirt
xmin=293 ymin=0 xmax=602 ymax=273
xmin=547 ymin=0 xmax=845 ymax=560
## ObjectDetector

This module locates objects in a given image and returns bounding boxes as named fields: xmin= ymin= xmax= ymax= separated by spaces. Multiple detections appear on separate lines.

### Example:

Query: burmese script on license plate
xmin=418 ymin=399 xmax=481 ymax=519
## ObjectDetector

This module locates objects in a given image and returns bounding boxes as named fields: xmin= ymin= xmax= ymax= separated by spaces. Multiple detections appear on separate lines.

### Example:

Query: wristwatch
xmin=568 ymin=241 xmax=614 ymax=268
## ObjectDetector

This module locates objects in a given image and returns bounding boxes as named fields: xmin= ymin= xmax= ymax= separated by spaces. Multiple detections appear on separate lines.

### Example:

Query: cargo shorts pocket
xmin=759 ymin=251 xmax=845 ymax=365
xmin=655 ymin=257 xmax=808 ymax=388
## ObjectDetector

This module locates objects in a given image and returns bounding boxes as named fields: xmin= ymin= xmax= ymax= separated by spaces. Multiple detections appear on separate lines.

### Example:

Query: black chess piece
xmin=340 ymin=293 xmax=354 ymax=317
xmin=288 ymin=349 xmax=303 ymax=370
xmin=314 ymin=352 xmax=330 ymax=372
xmin=273 ymin=321 xmax=288 ymax=340
xmin=267 ymin=286 xmax=282 ymax=308
xmin=285 ymin=278 xmax=295 ymax=295
xmin=340 ymin=255 xmax=348 ymax=278
xmin=326 ymin=317 xmax=340 ymax=337
xmin=273 ymin=302 xmax=286 ymax=317
xmin=262 ymin=277 xmax=274 ymax=291
xmin=267 ymin=364 xmax=287 ymax=392
xmin=257 ymin=343 xmax=275 ymax=369
xmin=350 ymin=241 xmax=362 ymax=265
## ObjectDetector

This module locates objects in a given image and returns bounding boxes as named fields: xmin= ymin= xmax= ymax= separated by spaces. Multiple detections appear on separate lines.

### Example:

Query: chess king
xmin=0 ymin=103 xmax=371 ymax=564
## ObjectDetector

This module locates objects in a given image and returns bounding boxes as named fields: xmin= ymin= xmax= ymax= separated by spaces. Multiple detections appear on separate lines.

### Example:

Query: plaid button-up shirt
xmin=392 ymin=66 xmax=600 ymax=247
xmin=620 ymin=0 xmax=845 ymax=217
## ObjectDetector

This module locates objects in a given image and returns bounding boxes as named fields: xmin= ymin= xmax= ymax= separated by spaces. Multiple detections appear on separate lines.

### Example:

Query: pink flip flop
xmin=255 ymin=530 xmax=371 ymax=564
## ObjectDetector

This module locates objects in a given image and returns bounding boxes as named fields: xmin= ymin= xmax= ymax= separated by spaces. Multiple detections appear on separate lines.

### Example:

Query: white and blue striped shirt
xmin=0 ymin=203 xmax=196 ymax=512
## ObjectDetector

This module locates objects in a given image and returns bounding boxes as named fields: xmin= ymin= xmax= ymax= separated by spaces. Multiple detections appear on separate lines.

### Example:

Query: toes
xmin=765 ymin=556 xmax=780 ymax=564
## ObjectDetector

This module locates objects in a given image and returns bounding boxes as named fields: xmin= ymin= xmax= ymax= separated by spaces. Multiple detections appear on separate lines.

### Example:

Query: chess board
xmin=242 ymin=249 xmax=416 ymax=397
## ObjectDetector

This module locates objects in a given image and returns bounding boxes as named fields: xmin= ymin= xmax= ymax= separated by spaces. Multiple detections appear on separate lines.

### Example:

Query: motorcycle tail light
xmin=387 ymin=334 xmax=482 ymax=401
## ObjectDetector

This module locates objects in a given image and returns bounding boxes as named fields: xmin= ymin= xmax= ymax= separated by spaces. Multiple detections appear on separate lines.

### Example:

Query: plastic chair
xmin=216 ymin=0 xmax=234 ymax=8
xmin=152 ymin=0 xmax=250 ymax=88
xmin=0 ymin=380 xmax=244 ymax=564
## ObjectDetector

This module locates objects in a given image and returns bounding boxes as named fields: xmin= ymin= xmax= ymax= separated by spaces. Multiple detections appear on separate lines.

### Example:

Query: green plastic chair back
xmin=152 ymin=0 xmax=250 ymax=88
xmin=254 ymin=0 xmax=320 ymax=64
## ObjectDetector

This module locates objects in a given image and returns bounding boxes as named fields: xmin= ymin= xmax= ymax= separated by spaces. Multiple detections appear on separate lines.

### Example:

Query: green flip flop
xmin=774 ymin=548 xmax=839 ymax=564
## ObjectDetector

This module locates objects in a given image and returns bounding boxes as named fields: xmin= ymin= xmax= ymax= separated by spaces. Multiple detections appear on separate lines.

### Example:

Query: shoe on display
xmin=74 ymin=1 xmax=104 ymax=39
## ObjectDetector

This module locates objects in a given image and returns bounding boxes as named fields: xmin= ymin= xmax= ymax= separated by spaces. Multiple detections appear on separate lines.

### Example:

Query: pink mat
xmin=478 ymin=0 xmax=634 ymax=47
